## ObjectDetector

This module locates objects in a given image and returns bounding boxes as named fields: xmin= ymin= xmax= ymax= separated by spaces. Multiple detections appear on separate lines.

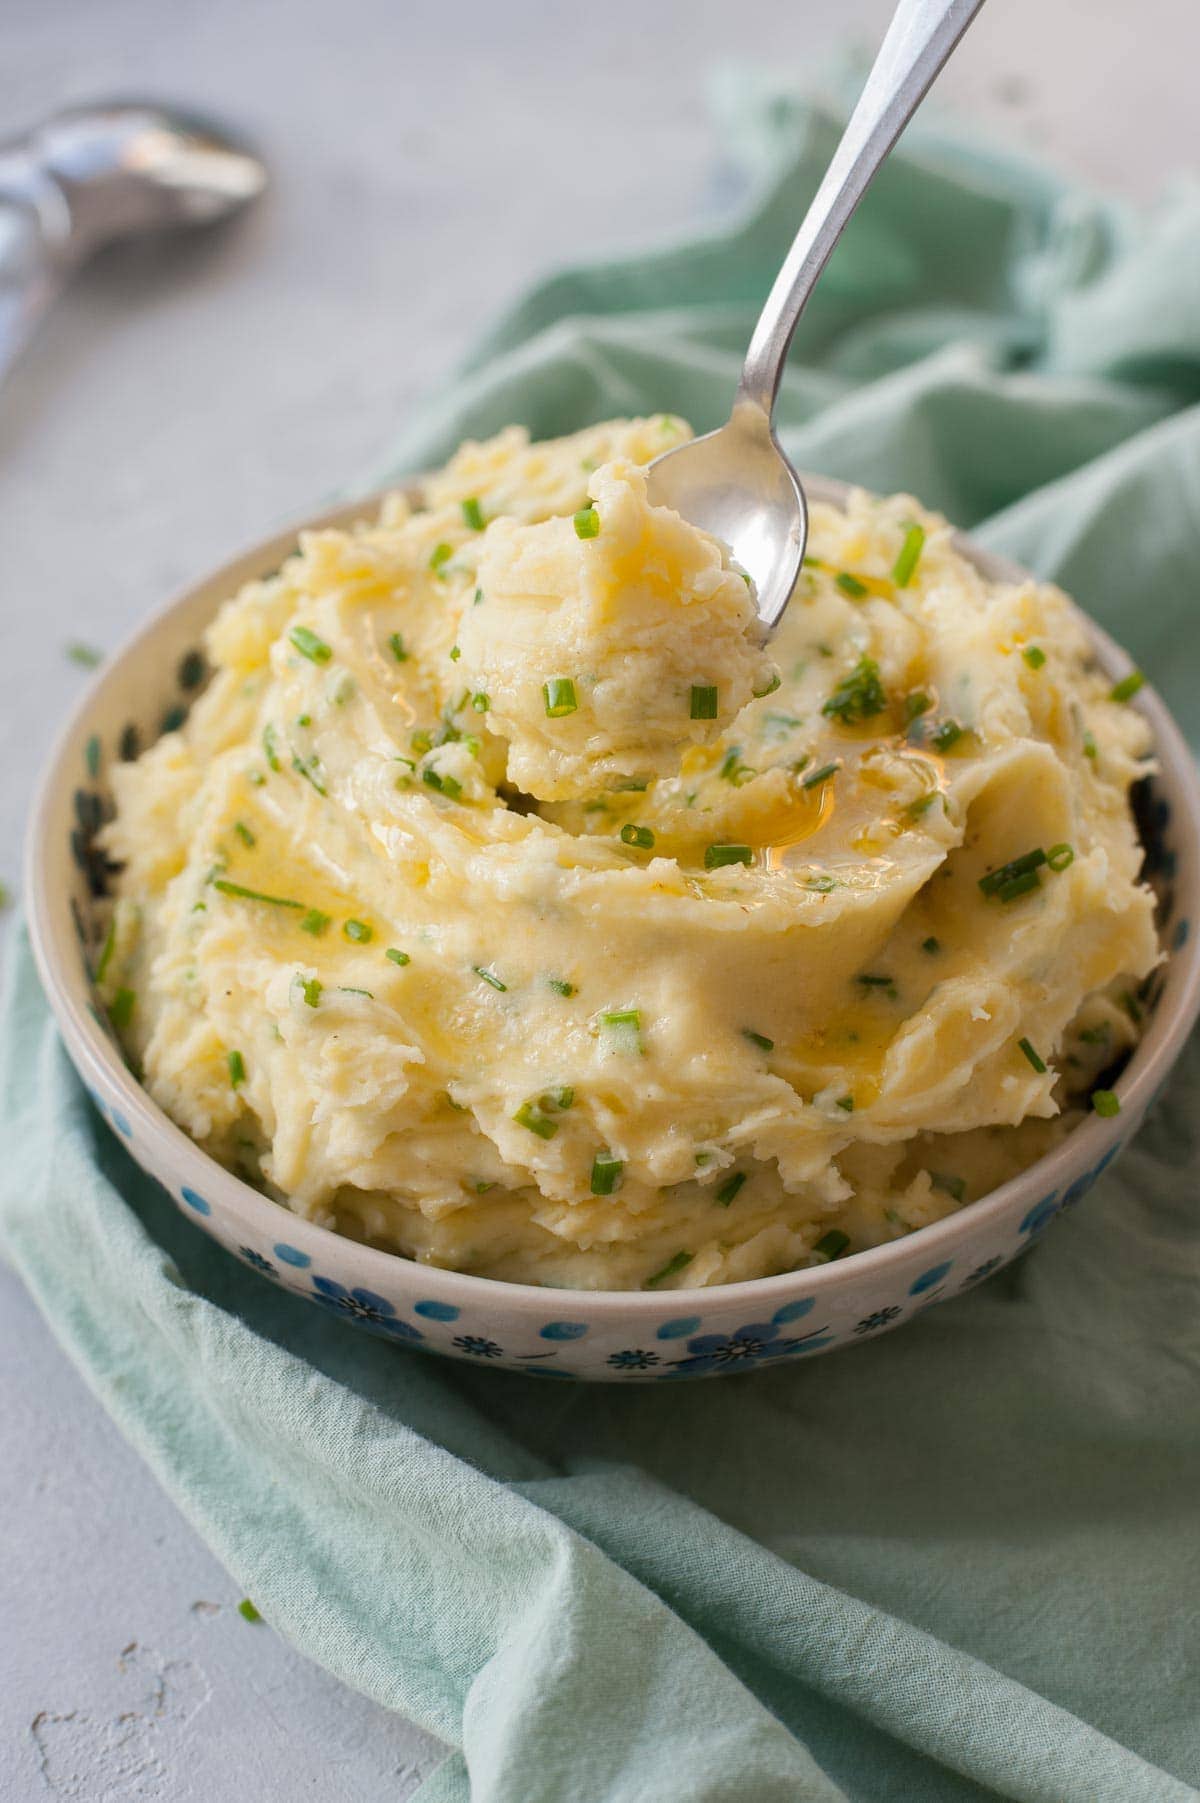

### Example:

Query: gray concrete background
xmin=1 ymin=1 xmax=1193 ymax=1795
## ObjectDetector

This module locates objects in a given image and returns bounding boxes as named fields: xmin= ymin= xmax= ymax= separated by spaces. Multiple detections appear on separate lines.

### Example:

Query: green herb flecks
xmin=297 ymin=975 xmax=322 ymax=1007
xmin=228 ymin=1049 xmax=246 ymax=1088
xmin=67 ymin=642 xmax=104 ymax=668
xmin=386 ymin=948 xmax=411 ymax=966
xmin=752 ymin=669 xmax=781 ymax=698
xmin=644 ymin=1250 xmax=693 ymax=1288
xmin=823 ymin=656 xmax=887 ymax=725
xmin=715 ymin=1171 xmax=746 ymax=1206
xmin=1092 ymin=1088 xmax=1121 ymax=1117
xmin=930 ymin=720 xmax=963 ymax=753
xmin=1022 ymin=645 xmax=1047 ymax=670
xmin=704 ymin=843 xmax=753 ymax=870
xmin=94 ymin=919 xmax=117 ymax=984
xmin=237 ymin=1599 xmax=262 ymax=1623
xmin=742 ymin=1029 xmax=774 ymax=1053
xmin=690 ymin=684 xmax=719 ymax=721
xmin=1046 ymin=843 xmax=1075 ymax=872
xmin=388 ymin=632 xmax=408 ymax=663
xmin=289 ymin=626 xmax=332 ymax=665
xmin=620 ymin=823 xmax=655 ymax=850
xmin=513 ymin=1097 xmax=561 ymax=1139
xmin=461 ymin=496 xmax=486 ymax=531
xmin=291 ymin=752 xmax=327 ymax=795
xmin=543 ymin=677 xmax=578 ymax=718
xmin=801 ymin=761 xmax=840 ymax=791
xmin=835 ymin=1096 xmax=855 ymax=1113
xmin=813 ymin=1229 xmax=850 ymax=1262
xmin=233 ymin=820 xmax=256 ymax=848
xmin=548 ymin=977 xmax=576 ymax=997
xmin=471 ymin=691 xmax=490 ymax=712
xmin=474 ymin=965 xmax=507 ymax=992
xmin=422 ymin=766 xmax=463 ymax=801
xmin=598 ymin=1008 xmax=643 ymax=1054
xmin=1018 ymin=1038 xmax=1047 ymax=1074
xmin=573 ymin=507 xmax=600 ymax=539
xmin=590 ymin=1153 xmax=624 ymax=1195
xmin=931 ymin=1172 xmax=966 ymax=1202
xmin=835 ymin=571 xmax=868 ymax=600
xmin=262 ymin=724 xmax=282 ymax=772
xmin=429 ymin=541 xmax=453 ymax=574
xmin=213 ymin=879 xmax=305 ymax=910
xmin=921 ymin=936 xmax=941 ymax=954
xmin=1110 ymin=670 xmax=1144 ymax=703
xmin=109 ymin=987 xmax=136 ymax=1030
xmin=891 ymin=522 xmax=926 ymax=587
xmin=300 ymin=909 xmax=330 ymax=936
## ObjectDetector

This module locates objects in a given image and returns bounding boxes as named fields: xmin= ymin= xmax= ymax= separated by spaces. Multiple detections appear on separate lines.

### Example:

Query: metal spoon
xmin=0 ymin=101 xmax=267 ymax=383
xmin=646 ymin=0 xmax=986 ymax=638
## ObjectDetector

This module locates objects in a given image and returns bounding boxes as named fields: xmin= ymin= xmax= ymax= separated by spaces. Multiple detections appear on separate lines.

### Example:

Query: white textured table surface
xmin=1 ymin=2 xmax=1192 ymax=1795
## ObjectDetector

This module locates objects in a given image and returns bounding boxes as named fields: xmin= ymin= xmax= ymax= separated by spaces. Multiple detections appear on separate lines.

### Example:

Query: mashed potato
xmin=100 ymin=417 xmax=1159 ymax=1290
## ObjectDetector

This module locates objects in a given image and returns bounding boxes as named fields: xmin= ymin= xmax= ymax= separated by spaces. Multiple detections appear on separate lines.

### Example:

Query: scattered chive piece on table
xmin=543 ymin=677 xmax=578 ymax=718
xmin=388 ymin=632 xmax=408 ymax=662
xmin=922 ymin=936 xmax=941 ymax=954
xmin=429 ymin=541 xmax=453 ymax=573
xmin=835 ymin=571 xmax=868 ymax=599
xmin=288 ymin=626 xmax=332 ymax=664
xmin=1022 ymin=645 xmax=1047 ymax=669
xmin=931 ymin=1172 xmax=966 ymax=1202
xmin=742 ymin=1030 xmax=773 ymax=1052
xmin=1092 ymin=1088 xmax=1121 ymax=1117
xmin=343 ymin=919 xmax=373 ymax=943
xmin=1018 ymin=1038 xmax=1047 ymax=1074
xmin=891 ymin=523 xmax=926 ymax=587
xmin=233 ymin=821 xmax=256 ymax=848
xmin=474 ymin=965 xmax=507 ymax=992
xmin=385 ymin=947 xmax=410 ymax=966
xmin=645 ymin=1250 xmax=693 ymax=1288
xmin=573 ymin=507 xmax=600 ymax=539
xmin=1110 ymin=670 xmax=1144 ymax=703
xmin=590 ymin=1153 xmax=624 ymax=1196
xmin=822 ymin=655 xmax=887 ymax=724
xmin=213 ymin=879 xmax=304 ymax=910
xmin=836 ymin=1095 xmax=855 ymax=1112
xmin=227 ymin=1049 xmax=246 ymax=1088
xmin=857 ymin=974 xmax=893 ymax=988
xmin=801 ymin=761 xmax=840 ymax=791
xmin=513 ymin=1099 xmax=558 ymax=1139
xmin=548 ymin=977 xmax=576 ymax=997
xmin=461 ymin=496 xmax=486 ymax=531
xmin=299 ymin=908 xmax=330 ymax=936
xmin=814 ymin=1229 xmax=850 ymax=1261
xmin=109 ymin=987 xmax=136 ymax=1030
xmin=704 ymin=843 xmax=752 ymax=870
xmin=690 ymin=684 xmax=718 ymax=720
xmin=1046 ymin=843 xmax=1075 ymax=871
xmin=237 ymin=1599 xmax=262 ymax=1623
xmin=715 ymin=1171 xmax=746 ymax=1206
xmin=67 ymin=642 xmax=104 ymax=668
xmin=620 ymin=823 xmax=655 ymax=850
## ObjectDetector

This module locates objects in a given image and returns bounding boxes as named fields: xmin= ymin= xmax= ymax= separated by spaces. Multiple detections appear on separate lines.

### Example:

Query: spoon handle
xmin=737 ymin=0 xmax=986 ymax=418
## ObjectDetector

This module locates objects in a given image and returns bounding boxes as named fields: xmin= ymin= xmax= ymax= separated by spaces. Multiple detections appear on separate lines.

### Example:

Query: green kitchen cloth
xmin=5 ymin=79 xmax=1200 ymax=1803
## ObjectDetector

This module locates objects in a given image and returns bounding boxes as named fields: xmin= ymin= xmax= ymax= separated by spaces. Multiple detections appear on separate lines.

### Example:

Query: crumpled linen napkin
xmin=5 ymin=80 xmax=1200 ymax=1803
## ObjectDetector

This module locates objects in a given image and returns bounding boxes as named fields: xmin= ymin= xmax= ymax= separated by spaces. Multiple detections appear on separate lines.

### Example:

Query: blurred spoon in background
xmin=0 ymin=100 xmax=267 ymax=384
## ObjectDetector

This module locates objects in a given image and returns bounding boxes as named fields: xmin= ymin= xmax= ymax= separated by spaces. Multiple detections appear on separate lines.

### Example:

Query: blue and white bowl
xmin=25 ymin=477 xmax=1200 ymax=1380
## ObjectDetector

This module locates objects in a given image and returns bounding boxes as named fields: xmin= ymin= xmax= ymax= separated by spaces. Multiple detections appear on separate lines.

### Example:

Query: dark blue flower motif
xmin=239 ymin=1246 xmax=276 ymax=1276
xmin=453 ymin=1334 xmax=502 ymax=1359
xmin=607 ymin=1349 xmax=660 ymax=1371
xmin=964 ymin=1255 xmax=1003 ymax=1286
xmin=1020 ymin=1194 xmax=1061 ymax=1238
xmin=663 ymin=1319 xmax=832 ymax=1376
xmin=311 ymin=1277 xmax=423 ymax=1340
xmin=853 ymin=1306 xmax=900 ymax=1335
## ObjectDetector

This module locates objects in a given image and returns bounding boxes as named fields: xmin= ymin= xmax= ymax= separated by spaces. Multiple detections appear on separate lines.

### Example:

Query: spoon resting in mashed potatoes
xmin=98 ymin=416 xmax=1158 ymax=1290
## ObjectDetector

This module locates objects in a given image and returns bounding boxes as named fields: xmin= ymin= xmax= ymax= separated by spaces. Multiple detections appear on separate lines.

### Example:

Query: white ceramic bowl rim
xmin=25 ymin=474 xmax=1200 ymax=1321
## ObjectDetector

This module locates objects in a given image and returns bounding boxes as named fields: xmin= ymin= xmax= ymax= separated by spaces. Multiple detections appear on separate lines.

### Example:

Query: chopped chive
xmin=300 ymin=908 xmax=330 ymax=936
xmin=288 ymin=626 xmax=332 ymax=664
xmin=474 ymin=965 xmax=507 ymax=992
xmin=599 ymin=1007 xmax=643 ymax=1053
xmin=461 ymin=496 xmax=486 ymax=531
xmin=979 ymin=848 xmax=1046 ymax=896
xmin=262 ymin=724 xmax=282 ymax=772
xmin=343 ymin=919 xmax=373 ymax=943
xmin=835 ymin=571 xmax=868 ymax=599
xmin=904 ymin=691 xmax=933 ymax=724
xmin=813 ymin=1229 xmax=850 ymax=1261
xmin=213 ymin=879 xmax=305 ymax=910
xmin=573 ymin=507 xmax=600 ymax=539
xmin=1083 ymin=731 xmax=1098 ymax=760
xmin=931 ymin=1171 xmax=966 ymax=1202
xmin=835 ymin=1096 xmax=855 ymax=1112
xmin=1091 ymin=1088 xmax=1121 ymax=1117
xmin=823 ymin=655 xmax=887 ymax=725
xmin=386 ymin=947 xmax=410 ymax=966
xmin=1079 ymin=1022 xmax=1112 ymax=1045
xmin=297 ymin=975 xmax=322 ymax=1007
xmin=429 ymin=541 xmax=453 ymax=573
xmin=548 ymin=977 xmax=576 ymax=997
xmin=719 ymin=747 xmax=756 ymax=786
xmin=715 ymin=1171 xmax=746 ymax=1206
xmin=543 ymin=677 xmax=578 ymax=718
xmin=620 ymin=823 xmax=655 ymax=850
xmin=233 ymin=821 xmax=256 ymax=848
xmin=449 ymin=645 xmax=461 ymax=662
xmin=237 ymin=1599 xmax=262 ymax=1623
xmin=689 ymin=684 xmax=719 ymax=720
xmin=109 ymin=987 xmax=136 ymax=1030
xmin=1119 ymin=989 xmax=1142 ymax=1024
xmin=471 ymin=691 xmax=490 ymax=712
xmin=802 ymin=555 xmax=825 ymax=570
xmin=704 ymin=843 xmax=753 ymax=869
xmin=1018 ymin=1038 xmax=1047 ymax=1074
xmin=67 ymin=641 xmax=104 ymax=668
xmin=542 ymin=1085 xmax=574 ymax=1111
xmin=1110 ymin=670 xmax=1144 ymax=703
xmin=930 ymin=720 xmax=963 ymax=752
xmin=742 ymin=1030 xmax=773 ymax=1052
xmin=802 ymin=761 xmax=840 ymax=791
xmin=590 ymin=1153 xmax=624 ymax=1195
xmin=1022 ymin=645 xmax=1047 ymax=670
xmin=907 ymin=793 xmax=939 ymax=820
xmin=388 ymin=632 xmax=409 ymax=662
xmin=513 ymin=1099 xmax=558 ymax=1139
xmin=921 ymin=936 xmax=941 ymax=954
xmin=891 ymin=522 xmax=926 ymax=587
xmin=857 ymin=974 xmax=893 ymax=988
xmin=424 ymin=768 xmax=463 ymax=800
xmin=473 ymin=587 xmax=484 ymax=606
xmin=805 ymin=874 xmax=837 ymax=893
xmin=644 ymin=1250 xmax=693 ymax=1288
xmin=1046 ymin=843 xmax=1075 ymax=872
xmin=411 ymin=729 xmax=432 ymax=754
xmin=998 ymin=870 xmax=1041 ymax=903
xmin=247 ymin=769 xmax=266 ymax=787
xmin=94 ymin=919 xmax=117 ymax=984
xmin=338 ymin=986 xmax=374 ymax=998
xmin=228 ymin=1049 xmax=246 ymax=1088
xmin=752 ymin=669 xmax=781 ymax=698
xmin=291 ymin=753 xmax=327 ymax=795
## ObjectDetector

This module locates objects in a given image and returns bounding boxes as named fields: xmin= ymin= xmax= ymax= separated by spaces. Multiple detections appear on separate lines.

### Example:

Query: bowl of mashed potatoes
xmin=26 ymin=418 xmax=1200 ymax=1379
